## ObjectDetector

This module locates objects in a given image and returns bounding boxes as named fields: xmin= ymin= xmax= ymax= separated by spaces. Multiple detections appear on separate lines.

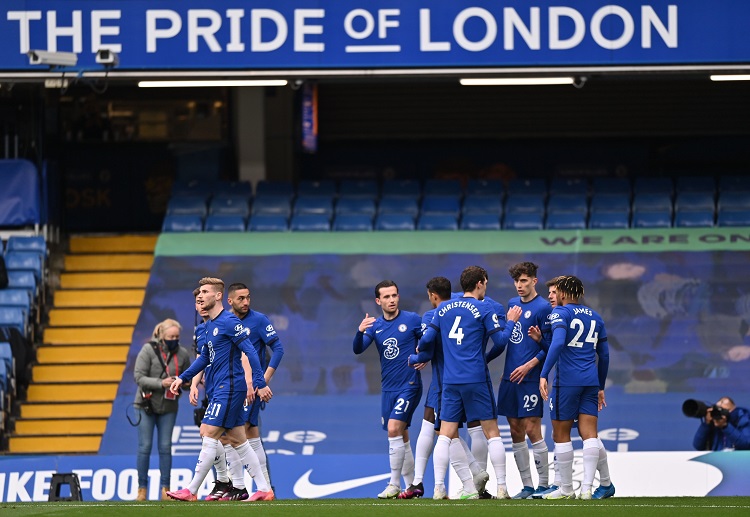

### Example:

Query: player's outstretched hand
xmin=539 ymin=378 xmax=549 ymax=401
xmin=506 ymin=305 xmax=523 ymax=323
xmin=358 ymin=313 xmax=377 ymax=333
xmin=170 ymin=377 xmax=184 ymax=395
xmin=189 ymin=385 xmax=200 ymax=406
xmin=257 ymin=386 xmax=273 ymax=402
xmin=528 ymin=325 xmax=542 ymax=343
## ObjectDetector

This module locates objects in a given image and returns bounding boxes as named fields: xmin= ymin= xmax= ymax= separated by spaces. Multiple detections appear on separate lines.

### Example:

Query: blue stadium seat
xmin=546 ymin=194 xmax=588 ymax=213
xmin=590 ymin=193 xmax=630 ymax=213
xmin=674 ymin=192 xmax=715 ymax=212
xmin=506 ymin=178 xmax=547 ymax=195
xmin=162 ymin=214 xmax=203 ymax=232
xmin=297 ymin=180 xmax=337 ymax=198
xmin=465 ymin=179 xmax=504 ymax=197
xmin=546 ymin=212 xmax=587 ymax=229
xmin=250 ymin=195 xmax=292 ymax=218
xmin=719 ymin=175 xmax=750 ymax=193
xmin=676 ymin=176 xmax=716 ymax=194
xmin=0 ymin=289 xmax=32 ymax=322
xmin=0 ymin=308 xmax=26 ymax=336
xmin=293 ymin=196 xmax=334 ymax=218
xmin=675 ymin=210 xmax=714 ymax=228
xmin=633 ymin=210 xmax=672 ymax=228
xmin=338 ymin=179 xmax=379 ymax=199
xmin=460 ymin=213 xmax=501 ymax=230
xmin=592 ymin=177 xmax=631 ymax=195
xmin=377 ymin=196 xmax=419 ymax=217
xmin=382 ymin=180 xmax=421 ymax=199
xmin=718 ymin=191 xmax=750 ymax=211
xmin=375 ymin=214 xmax=415 ymax=231
xmin=7 ymin=271 xmax=37 ymax=299
xmin=634 ymin=177 xmax=674 ymax=195
xmin=423 ymin=179 xmax=462 ymax=196
xmin=588 ymin=211 xmax=629 ymax=229
xmin=6 ymin=236 xmax=46 ymax=258
xmin=4 ymin=251 xmax=43 ymax=283
xmin=462 ymin=195 xmax=503 ymax=216
xmin=290 ymin=214 xmax=331 ymax=232
xmin=209 ymin=195 xmax=250 ymax=217
xmin=0 ymin=360 xmax=7 ymax=410
xmin=335 ymin=197 xmax=377 ymax=217
xmin=212 ymin=181 xmax=252 ymax=196
xmin=256 ymin=180 xmax=294 ymax=198
xmin=717 ymin=210 xmax=750 ymax=227
xmin=332 ymin=214 xmax=373 ymax=231
xmin=504 ymin=194 xmax=545 ymax=214
xmin=417 ymin=214 xmax=458 ymax=231
xmin=420 ymin=195 xmax=461 ymax=216
xmin=204 ymin=215 xmax=246 ymax=232
xmin=632 ymin=193 xmax=673 ymax=213
xmin=549 ymin=177 xmax=589 ymax=195
xmin=247 ymin=215 xmax=288 ymax=232
xmin=0 ymin=342 xmax=12 ymax=393
xmin=503 ymin=212 xmax=543 ymax=230
xmin=166 ymin=195 xmax=208 ymax=217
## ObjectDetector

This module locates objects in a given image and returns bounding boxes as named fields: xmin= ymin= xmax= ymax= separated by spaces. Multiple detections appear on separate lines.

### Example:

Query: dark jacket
xmin=693 ymin=406 xmax=750 ymax=451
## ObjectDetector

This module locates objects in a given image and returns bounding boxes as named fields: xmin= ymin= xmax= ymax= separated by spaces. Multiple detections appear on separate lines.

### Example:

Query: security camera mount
xmin=27 ymin=50 xmax=78 ymax=68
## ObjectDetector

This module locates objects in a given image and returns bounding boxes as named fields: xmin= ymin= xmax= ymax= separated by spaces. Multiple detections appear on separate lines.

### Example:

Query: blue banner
xmin=1 ymin=1 xmax=749 ymax=71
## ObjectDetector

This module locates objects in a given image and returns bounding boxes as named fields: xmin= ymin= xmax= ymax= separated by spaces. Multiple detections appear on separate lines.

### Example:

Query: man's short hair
xmin=375 ymin=280 xmax=398 ymax=298
xmin=509 ymin=261 xmax=539 ymax=281
xmin=426 ymin=277 xmax=451 ymax=301
xmin=228 ymin=282 xmax=249 ymax=296
xmin=460 ymin=266 xmax=488 ymax=293
xmin=555 ymin=275 xmax=585 ymax=299
xmin=192 ymin=287 xmax=200 ymax=297
xmin=199 ymin=277 xmax=225 ymax=294
xmin=545 ymin=276 xmax=562 ymax=287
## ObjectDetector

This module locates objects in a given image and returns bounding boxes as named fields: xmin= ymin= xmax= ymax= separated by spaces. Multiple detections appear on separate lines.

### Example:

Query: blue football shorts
xmin=548 ymin=385 xmax=599 ymax=421
xmin=497 ymin=379 xmax=544 ymax=418
xmin=441 ymin=380 xmax=496 ymax=423
xmin=381 ymin=386 xmax=422 ymax=430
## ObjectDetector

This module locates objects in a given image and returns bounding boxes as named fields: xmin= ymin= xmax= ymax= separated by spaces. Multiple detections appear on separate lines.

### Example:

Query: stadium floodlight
xmin=138 ymin=80 xmax=288 ymax=88
xmin=710 ymin=74 xmax=750 ymax=82
xmin=460 ymin=77 xmax=575 ymax=86
xmin=27 ymin=50 xmax=78 ymax=67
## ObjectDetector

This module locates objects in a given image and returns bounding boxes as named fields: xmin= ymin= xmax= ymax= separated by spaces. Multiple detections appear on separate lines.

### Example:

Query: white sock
xmin=235 ymin=440 xmax=270 ymax=492
xmin=468 ymin=426 xmax=488 ymax=471
xmin=249 ymin=437 xmax=271 ymax=487
xmin=388 ymin=436 xmax=405 ymax=487
xmin=531 ymin=439 xmax=550 ymax=487
xmin=581 ymin=438 xmax=599 ymax=493
xmin=433 ymin=435 xmax=451 ymax=488
xmin=597 ymin=438 xmax=611 ymax=486
xmin=512 ymin=441 xmax=533 ymax=488
xmin=188 ymin=437 xmax=218 ymax=494
xmin=459 ymin=436 xmax=482 ymax=476
xmin=553 ymin=450 xmax=561 ymax=486
xmin=450 ymin=438 xmax=475 ymax=492
xmin=213 ymin=442 xmax=230 ymax=483
xmin=555 ymin=441 xmax=574 ymax=495
xmin=402 ymin=441 xmax=415 ymax=486
xmin=225 ymin=443 xmax=244 ymax=489
xmin=487 ymin=436 xmax=507 ymax=488
xmin=413 ymin=420 xmax=435 ymax=485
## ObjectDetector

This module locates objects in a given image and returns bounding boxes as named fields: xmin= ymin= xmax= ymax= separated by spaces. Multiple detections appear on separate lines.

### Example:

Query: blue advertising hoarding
xmin=1 ymin=1 xmax=749 ymax=72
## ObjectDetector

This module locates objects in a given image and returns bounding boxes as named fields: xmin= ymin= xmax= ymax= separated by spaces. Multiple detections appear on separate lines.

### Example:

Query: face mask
xmin=164 ymin=339 xmax=179 ymax=351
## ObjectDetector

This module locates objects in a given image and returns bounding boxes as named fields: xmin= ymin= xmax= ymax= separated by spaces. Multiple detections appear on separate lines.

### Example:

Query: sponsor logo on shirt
xmin=383 ymin=337 xmax=399 ymax=360
xmin=510 ymin=321 xmax=524 ymax=344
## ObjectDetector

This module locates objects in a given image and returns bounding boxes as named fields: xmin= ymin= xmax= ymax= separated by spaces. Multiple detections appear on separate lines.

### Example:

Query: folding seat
xmin=462 ymin=195 xmax=503 ymax=216
xmin=290 ymin=214 xmax=331 ymax=232
xmin=6 ymin=236 xmax=46 ymax=259
xmin=255 ymin=180 xmax=294 ymax=198
xmin=503 ymin=212 xmax=543 ymax=230
xmin=332 ymin=214 xmax=373 ymax=231
xmin=588 ymin=212 xmax=629 ymax=229
xmin=204 ymin=215 xmax=246 ymax=232
xmin=293 ymin=196 xmax=334 ymax=218
xmin=161 ymin=214 xmax=203 ymax=232
xmin=166 ymin=195 xmax=208 ymax=217
xmin=718 ymin=191 xmax=750 ymax=211
xmin=420 ymin=195 xmax=462 ymax=217
xmin=676 ymin=176 xmax=716 ymax=194
xmin=417 ymin=214 xmax=458 ymax=231
xmin=381 ymin=179 xmax=421 ymax=199
xmin=506 ymin=178 xmax=547 ymax=195
xmin=546 ymin=212 xmax=587 ymax=230
xmin=632 ymin=211 xmax=672 ymax=228
xmin=632 ymin=193 xmax=673 ymax=213
xmin=212 ymin=181 xmax=252 ymax=197
xmin=338 ymin=179 xmax=379 ymax=200
xmin=0 ymin=342 xmax=12 ymax=393
xmin=247 ymin=215 xmax=288 ymax=232
xmin=674 ymin=192 xmax=715 ymax=212
xmin=549 ymin=177 xmax=589 ymax=195
xmin=7 ymin=271 xmax=37 ymax=300
xmin=717 ymin=210 xmax=750 ymax=227
xmin=4 ymin=251 xmax=43 ymax=283
xmin=465 ymin=179 xmax=504 ymax=198
xmin=719 ymin=175 xmax=750 ymax=193
xmin=591 ymin=177 xmax=631 ymax=195
xmin=0 ymin=289 xmax=31 ymax=323
xmin=460 ymin=214 xmax=501 ymax=230
xmin=424 ymin=179 xmax=462 ymax=196
xmin=209 ymin=195 xmax=250 ymax=217
xmin=377 ymin=197 xmax=419 ymax=218
xmin=590 ymin=193 xmax=630 ymax=214
xmin=633 ymin=177 xmax=674 ymax=195
xmin=335 ymin=197 xmax=377 ymax=217
xmin=297 ymin=180 xmax=337 ymax=198
xmin=546 ymin=193 xmax=588 ymax=214
xmin=675 ymin=211 xmax=714 ymax=228
xmin=0 ymin=308 xmax=26 ymax=336
xmin=504 ymin=194 xmax=545 ymax=214
xmin=375 ymin=214 xmax=415 ymax=231
xmin=250 ymin=195 xmax=292 ymax=218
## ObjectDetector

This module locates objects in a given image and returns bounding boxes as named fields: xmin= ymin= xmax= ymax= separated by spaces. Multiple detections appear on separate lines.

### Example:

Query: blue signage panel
xmin=1 ymin=1 xmax=749 ymax=71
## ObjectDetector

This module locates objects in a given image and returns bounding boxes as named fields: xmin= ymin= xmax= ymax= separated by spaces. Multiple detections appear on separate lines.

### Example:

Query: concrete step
xmin=48 ymin=308 xmax=140 ymax=327
xmin=53 ymin=289 xmax=144 ymax=308
xmin=36 ymin=345 xmax=129 ymax=364
xmin=43 ymin=327 xmax=133 ymax=345
xmin=33 ymin=364 xmax=125 ymax=383
xmin=69 ymin=234 xmax=157 ymax=254
xmin=14 ymin=418 xmax=108 ymax=436
xmin=64 ymin=254 xmax=153 ymax=272
xmin=20 ymin=402 xmax=113 ymax=419
xmin=27 ymin=383 xmax=119 ymax=402
xmin=60 ymin=272 xmax=150 ymax=289
xmin=8 ymin=435 xmax=101 ymax=454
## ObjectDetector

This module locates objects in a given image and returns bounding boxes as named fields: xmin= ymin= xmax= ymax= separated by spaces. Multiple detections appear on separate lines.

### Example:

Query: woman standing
xmin=134 ymin=318 xmax=192 ymax=500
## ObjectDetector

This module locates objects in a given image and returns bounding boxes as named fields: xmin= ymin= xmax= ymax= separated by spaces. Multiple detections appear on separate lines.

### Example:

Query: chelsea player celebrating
xmin=539 ymin=276 xmax=610 ymax=501
xmin=354 ymin=280 xmax=423 ymax=499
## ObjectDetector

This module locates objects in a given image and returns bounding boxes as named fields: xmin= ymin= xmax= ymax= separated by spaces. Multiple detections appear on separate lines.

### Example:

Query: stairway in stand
xmin=8 ymin=235 xmax=156 ymax=454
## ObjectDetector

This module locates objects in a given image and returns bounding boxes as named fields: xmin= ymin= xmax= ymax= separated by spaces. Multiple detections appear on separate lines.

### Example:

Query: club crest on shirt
xmin=398 ymin=324 xmax=407 ymax=332
xmin=524 ymin=310 xmax=532 ymax=319
xmin=212 ymin=328 xmax=219 ymax=336
xmin=383 ymin=337 xmax=399 ymax=359
xmin=510 ymin=321 xmax=524 ymax=344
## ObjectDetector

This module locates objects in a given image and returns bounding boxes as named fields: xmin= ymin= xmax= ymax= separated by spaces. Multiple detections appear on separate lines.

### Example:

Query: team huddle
xmin=353 ymin=263 xmax=615 ymax=501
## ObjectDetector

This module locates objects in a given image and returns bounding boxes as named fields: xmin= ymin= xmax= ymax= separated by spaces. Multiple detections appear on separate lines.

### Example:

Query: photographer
xmin=692 ymin=397 xmax=750 ymax=451
xmin=134 ymin=319 xmax=192 ymax=500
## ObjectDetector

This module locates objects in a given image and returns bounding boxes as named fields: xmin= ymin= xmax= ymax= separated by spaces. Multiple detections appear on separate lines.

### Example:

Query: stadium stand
xmin=546 ymin=212 xmax=587 ymax=230
xmin=338 ymin=179 xmax=379 ymax=199
xmin=165 ymin=195 xmax=208 ymax=217
xmin=161 ymin=214 xmax=203 ymax=232
xmin=332 ymin=214 xmax=373 ymax=231
xmin=465 ymin=179 xmax=504 ymax=197
xmin=208 ymin=195 xmax=251 ymax=217
xmin=204 ymin=214 xmax=246 ymax=232
xmin=675 ymin=210 xmax=714 ymax=228
xmin=248 ymin=214 xmax=289 ymax=232
xmin=251 ymin=195 xmax=293 ymax=218
xmin=381 ymin=179 xmax=421 ymax=199
xmin=416 ymin=213 xmax=459 ymax=231
xmin=293 ymin=196 xmax=335 ymax=218
xmin=297 ymin=180 xmax=337 ymax=198
xmin=503 ymin=212 xmax=544 ymax=230
xmin=375 ymin=213 xmax=415 ymax=231
xmin=632 ymin=210 xmax=673 ymax=228
xmin=334 ymin=197 xmax=377 ymax=217
xmin=420 ymin=195 xmax=462 ymax=217
xmin=377 ymin=196 xmax=420 ymax=218
xmin=290 ymin=214 xmax=332 ymax=231
xmin=462 ymin=195 xmax=503 ymax=216
xmin=460 ymin=213 xmax=501 ymax=230
xmin=588 ymin=211 xmax=630 ymax=229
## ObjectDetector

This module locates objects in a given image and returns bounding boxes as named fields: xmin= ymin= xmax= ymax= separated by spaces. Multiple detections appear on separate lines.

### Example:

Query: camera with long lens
xmin=682 ymin=399 xmax=730 ymax=420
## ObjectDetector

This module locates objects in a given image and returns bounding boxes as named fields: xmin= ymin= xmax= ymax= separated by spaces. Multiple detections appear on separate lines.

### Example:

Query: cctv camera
xmin=95 ymin=49 xmax=119 ymax=67
xmin=27 ymin=50 xmax=78 ymax=67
